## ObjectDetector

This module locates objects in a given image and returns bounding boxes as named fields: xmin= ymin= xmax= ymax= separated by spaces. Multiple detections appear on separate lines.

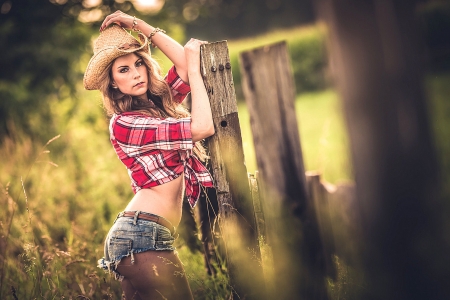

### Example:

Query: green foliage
xmin=289 ymin=30 xmax=329 ymax=92
xmin=182 ymin=0 xmax=315 ymax=40
xmin=228 ymin=24 xmax=329 ymax=99
xmin=0 ymin=0 xmax=91 ymax=141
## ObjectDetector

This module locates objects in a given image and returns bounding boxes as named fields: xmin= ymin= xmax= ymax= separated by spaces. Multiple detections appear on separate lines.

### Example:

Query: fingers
xmin=100 ymin=10 xmax=132 ymax=32
xmin=100 ymin=10 xmax=121 ymax=31
xmin=185 ymin=39 xmax=208 ymax=69
xmin=186 ymin=38 xmax=208 ymax=45
xmin=184 ymin=39 xmax=208 ymax=51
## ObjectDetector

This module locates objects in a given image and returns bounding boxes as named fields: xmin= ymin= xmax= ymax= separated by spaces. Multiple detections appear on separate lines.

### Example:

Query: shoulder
xmin=165 ymin=66 xmax=191 ymax=103
xmin=111 ymin=112 xmax=153 ymax=132
xmin=113 ymin=112 xmax=153 ymax=123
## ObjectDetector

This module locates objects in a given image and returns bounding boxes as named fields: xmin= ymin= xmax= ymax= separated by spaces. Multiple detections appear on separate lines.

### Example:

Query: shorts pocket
xmin=109 ymin=237 xmax=133 ymax=260
xmin=155 ymin=225 xmax=175 ymax=250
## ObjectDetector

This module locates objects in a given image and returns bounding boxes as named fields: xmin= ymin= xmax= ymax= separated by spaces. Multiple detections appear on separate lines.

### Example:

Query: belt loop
xmin=113 ymin=212 xmax=121 ymax=224
xmin=133 ymin=211 xmax=140 ymax=225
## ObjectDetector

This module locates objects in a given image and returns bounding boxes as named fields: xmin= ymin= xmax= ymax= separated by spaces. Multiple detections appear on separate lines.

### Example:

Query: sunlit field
xmin=1 ymin=22 xmax=449 ymax=299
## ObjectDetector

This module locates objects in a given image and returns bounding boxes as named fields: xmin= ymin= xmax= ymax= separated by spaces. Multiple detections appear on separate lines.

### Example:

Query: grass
xmin=238 ymin=89 xmax=352 ymax=184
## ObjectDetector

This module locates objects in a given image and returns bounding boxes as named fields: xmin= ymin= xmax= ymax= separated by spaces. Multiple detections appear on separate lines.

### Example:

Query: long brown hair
xmin=99 ymin=50 xmax=208 ymax=161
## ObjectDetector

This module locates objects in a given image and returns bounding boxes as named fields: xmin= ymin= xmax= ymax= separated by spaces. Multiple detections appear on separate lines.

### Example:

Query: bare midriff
xmin=123 ymin=174 xmax=185 ymax=228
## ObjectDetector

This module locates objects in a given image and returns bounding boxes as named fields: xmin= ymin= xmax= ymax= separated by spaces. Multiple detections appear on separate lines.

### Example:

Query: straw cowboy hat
xmin=84 ymin=25 xmax=150 ymax=90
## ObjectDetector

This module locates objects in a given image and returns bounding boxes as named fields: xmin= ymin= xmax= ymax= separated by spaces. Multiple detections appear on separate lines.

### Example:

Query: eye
xmin=119 ymin=67 xmax=128 ymax=73
xmin=136 ymin=60 xmax=144 ymax=67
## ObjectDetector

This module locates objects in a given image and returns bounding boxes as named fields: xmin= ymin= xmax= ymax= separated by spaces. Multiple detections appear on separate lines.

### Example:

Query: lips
xmin=134 ymin=82 xmax=145 ymax=87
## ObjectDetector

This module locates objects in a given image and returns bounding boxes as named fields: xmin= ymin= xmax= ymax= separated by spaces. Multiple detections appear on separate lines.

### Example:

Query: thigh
xmin=117 ymin=250 xmax=194 ymax=300
xmin=121 ymin=278 xmax=142 ymax=300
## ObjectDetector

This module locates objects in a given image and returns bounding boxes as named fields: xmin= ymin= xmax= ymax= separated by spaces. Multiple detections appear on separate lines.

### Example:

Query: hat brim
xmin=84 ymin=30 xmax=150 ymax=91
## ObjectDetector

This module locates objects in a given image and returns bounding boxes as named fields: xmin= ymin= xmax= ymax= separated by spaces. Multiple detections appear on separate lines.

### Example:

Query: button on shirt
xmin=109 ymin=66 xmax=214 ymax=208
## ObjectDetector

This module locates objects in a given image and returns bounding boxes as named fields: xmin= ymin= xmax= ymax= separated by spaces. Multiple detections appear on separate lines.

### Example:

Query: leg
xmin=121 ymin=278 xmax=142 ymax=300
xmin=117 ymin=250 xmax=194 ymax=300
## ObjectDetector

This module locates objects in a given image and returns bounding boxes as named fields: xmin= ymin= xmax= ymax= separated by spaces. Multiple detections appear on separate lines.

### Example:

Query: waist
xmin=125 ymin=178 xmax=185 ymax=227
xmin=115 ymin=211 xmax=176 ymax=236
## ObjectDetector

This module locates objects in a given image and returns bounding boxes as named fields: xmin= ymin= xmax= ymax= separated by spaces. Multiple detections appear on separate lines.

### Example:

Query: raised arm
xmin=100 ymin=11 xmax=189 ymax=83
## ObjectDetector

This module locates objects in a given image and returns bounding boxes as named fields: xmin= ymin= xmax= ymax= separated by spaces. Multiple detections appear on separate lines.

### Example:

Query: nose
xmin=132 ymin=67 xmax=140 ymax=79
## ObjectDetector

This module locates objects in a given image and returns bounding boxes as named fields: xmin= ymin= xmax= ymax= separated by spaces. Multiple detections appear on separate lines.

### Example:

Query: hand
xmin=100 ymin=10 xmax=139 ymax=32
xmin=184 ymin=38 xmax=208 ymax=73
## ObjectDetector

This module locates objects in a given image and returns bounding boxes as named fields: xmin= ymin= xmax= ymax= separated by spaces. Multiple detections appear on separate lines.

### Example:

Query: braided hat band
xmin=83 ymin=25 xmax=150 ymax=91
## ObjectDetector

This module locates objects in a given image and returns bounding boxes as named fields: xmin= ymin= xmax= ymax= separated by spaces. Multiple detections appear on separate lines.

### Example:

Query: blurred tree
xmin=166 ymin=0 xmax=316 ymax=40
xmin=0 ymin=0 xmax=178 ymax=142
xmin=0 ymin=0 xmax=88 ymax=140
xmin=316 ymin=0 xmax=450 ymax=298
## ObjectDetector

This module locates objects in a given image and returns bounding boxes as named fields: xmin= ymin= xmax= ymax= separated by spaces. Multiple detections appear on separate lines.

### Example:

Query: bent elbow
xmin=191 ymin=123 xmax=215 ymax=142
xmin=207 ymin=124 xmax=215 ymax=137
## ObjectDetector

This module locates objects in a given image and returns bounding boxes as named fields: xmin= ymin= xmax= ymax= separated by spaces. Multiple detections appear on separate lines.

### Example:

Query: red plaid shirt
xmin=109 ymin=66 xmax=214 ymax=208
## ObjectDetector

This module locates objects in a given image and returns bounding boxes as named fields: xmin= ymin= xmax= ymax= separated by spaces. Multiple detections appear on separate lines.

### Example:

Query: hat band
xmin=118 ymin=42 xmax=142 ymax=51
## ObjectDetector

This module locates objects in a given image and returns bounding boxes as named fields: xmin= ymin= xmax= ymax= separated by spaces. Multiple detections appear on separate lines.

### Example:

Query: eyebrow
xmin=116 ymin=58 xmax=143 ymax=69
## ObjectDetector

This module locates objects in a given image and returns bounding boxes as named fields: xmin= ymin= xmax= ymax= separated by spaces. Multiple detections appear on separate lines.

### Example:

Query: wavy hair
xmin=99 ymin=50 xmax=208 ymax=161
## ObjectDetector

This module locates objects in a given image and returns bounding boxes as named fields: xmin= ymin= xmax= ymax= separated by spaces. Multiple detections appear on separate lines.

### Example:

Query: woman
xmin=83 ymin=11 xmax=215 ymax=299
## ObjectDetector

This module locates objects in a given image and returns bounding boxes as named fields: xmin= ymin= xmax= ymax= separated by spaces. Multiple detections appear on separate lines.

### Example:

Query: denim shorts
xmin=97 ymin=211 xmax=176 ymax=281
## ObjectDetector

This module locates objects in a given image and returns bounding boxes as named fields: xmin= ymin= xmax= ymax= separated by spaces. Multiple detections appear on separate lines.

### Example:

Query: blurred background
xmin=1 ymin=0 xmax=449 ymax=299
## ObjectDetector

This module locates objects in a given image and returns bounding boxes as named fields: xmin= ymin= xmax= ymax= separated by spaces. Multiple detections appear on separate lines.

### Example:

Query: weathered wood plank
xmin=306 ymin=172 xmax=337 ymax=280
xmin=240 ymin=42 xmax=329 ymax=299
xmin=248 ymin=172 xmax=266 ymax=243
xmin=201 ymin=42 xmax=237 ymax=117
xmin=322 ymin=179 xmax=360 ymax=266
xmin=200 ymin=41 xmax=265 ymax=300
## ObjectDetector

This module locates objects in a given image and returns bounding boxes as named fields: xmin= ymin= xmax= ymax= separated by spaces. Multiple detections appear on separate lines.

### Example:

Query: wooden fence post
xmin=240 ymin=42 xmax=329 ymax=299
xmin=306 ymin=172 xmax=336 ymax=280
xmin=200 ymin=41 xmax=265 ymax=299
xmin=248 ymin=172 xmax=266 ymax=244
xmin=315 ymin=0 xmax=449 ymax=298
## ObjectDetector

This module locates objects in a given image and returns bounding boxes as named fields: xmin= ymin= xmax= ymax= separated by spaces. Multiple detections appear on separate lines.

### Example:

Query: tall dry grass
xmin=0 ymin=133 xmax=122 ymax=299
xmin=0 ymin=98 xmax=230 ymax=299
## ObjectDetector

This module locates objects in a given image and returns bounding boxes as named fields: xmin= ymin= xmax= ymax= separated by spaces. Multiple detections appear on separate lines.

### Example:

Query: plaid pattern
xmin=109 ymin=66 xmax=214 ymax=208
xmin=165 ymin=66 xmax=191 ymax=103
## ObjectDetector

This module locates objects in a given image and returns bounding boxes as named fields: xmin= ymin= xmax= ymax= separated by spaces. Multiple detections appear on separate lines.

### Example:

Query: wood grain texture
xmin=240 ymin=42 xmax=329 ymax=299
xmin=201 ymin=41 xmax=265 ymax=299
xmin=200 ymin=41 xmax=237 ymax=117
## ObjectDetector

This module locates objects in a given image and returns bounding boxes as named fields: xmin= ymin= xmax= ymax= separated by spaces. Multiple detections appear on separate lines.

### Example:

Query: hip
xmin=98 ymin=212 xmax=176 ymax=281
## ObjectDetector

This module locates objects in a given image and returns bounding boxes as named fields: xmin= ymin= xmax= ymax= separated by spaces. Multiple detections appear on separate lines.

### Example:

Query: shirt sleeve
xmin=112 ymin=113 xmax=193 ymax=157
xmin=165 ymin=65 xmax=191 ymax=104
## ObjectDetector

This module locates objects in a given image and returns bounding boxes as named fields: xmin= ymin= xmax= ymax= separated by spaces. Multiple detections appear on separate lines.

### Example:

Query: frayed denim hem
xmin=98 ymin=216 xmax=176 ymax=282
xmin=98 ymin=247 xmax=176 ymax=281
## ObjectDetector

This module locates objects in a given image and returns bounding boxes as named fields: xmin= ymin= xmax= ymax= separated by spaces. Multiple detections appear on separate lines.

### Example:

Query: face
xmin=111 ymin=53 xmax=149 ymax=98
